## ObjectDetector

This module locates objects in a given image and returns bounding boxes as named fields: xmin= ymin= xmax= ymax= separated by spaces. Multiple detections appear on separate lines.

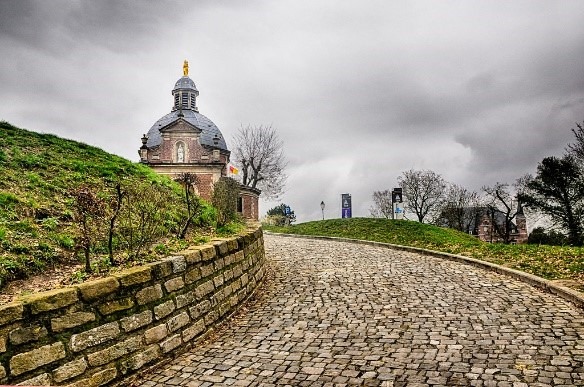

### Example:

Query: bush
xmin=528 ymin=227 xmax=568 ymax=246
xmin=116 ymin=179 xmax=182 ymax=259
xmin=212 ymin=177 xmax=240 ymax=227
xmin=265 ymin=203 xmax=296 ymax=226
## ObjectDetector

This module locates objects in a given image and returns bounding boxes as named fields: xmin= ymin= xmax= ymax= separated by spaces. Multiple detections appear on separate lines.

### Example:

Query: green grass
xmin=0 ymin=121 xmax=240 ymax=289
xmin=0 ymin=121 xmax=175 ymax=286
xmin=264 ymin=218 xmax=584 ymax=291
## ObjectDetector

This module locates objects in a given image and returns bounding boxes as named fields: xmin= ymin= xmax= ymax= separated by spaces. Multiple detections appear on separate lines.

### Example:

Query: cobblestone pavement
xmin=134 ymin=234 xmax=584 ymax=386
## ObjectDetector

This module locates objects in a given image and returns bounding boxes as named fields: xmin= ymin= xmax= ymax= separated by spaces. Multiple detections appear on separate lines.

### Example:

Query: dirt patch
xmin=0 ymin=260 xmax=88 ymax=304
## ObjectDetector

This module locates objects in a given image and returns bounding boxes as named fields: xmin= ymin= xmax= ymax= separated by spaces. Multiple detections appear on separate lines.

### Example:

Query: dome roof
xmin=173 ymin=76 xmax=198 ymax=92
xmin=145 ymin=70 xmax=228 ymax=152
xmin=146 ymin=109 xmax=228 ymax=151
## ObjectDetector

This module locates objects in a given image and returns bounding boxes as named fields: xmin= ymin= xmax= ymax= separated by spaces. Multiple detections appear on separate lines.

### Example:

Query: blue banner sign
xmin=341 ymin=193 xmax=352 ymax=218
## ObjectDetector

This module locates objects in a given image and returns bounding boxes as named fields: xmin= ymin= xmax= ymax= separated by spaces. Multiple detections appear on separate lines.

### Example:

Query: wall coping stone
xmin=22 ymin=287 xmax=78 ymax=315
xmin=76 ymin=276 xmax=120 ymax=301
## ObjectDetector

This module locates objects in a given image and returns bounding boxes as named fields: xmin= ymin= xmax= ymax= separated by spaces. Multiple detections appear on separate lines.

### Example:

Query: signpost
xmin=391 ymin=188 xmax=404 ymax=220
xmin=284 ymin=205 xmax=292 ymax=226
xmin=341 ymin=193 xmax=352 ymax=218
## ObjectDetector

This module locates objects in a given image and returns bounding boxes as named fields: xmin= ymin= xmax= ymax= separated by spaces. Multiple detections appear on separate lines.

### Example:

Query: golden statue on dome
xmin=183 ymin=60 xmax=189 ymax=76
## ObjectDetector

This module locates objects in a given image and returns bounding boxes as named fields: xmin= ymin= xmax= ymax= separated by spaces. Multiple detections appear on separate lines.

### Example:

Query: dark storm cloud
xmin=0 ymin=0 xmax=189 ymax=54
xmin=1 ymin=0 xmax=584 ymax=221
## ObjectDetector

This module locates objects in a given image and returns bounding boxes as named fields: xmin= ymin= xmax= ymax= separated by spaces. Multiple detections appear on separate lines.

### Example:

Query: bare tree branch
xmin=369 ymin=189 xmax=393 ymax=219
xmin=232 ymin=125 xmax=287 ymax=199
xmin=482 ymin=182 xmax=522 ymax=243
xmin=438 ymin=184 xmax=482 ymax=233
xmin=398 ymin=169 xmax=447 ymax=223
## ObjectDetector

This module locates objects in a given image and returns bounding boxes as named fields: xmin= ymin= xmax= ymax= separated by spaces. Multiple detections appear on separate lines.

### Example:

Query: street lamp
xmin=320 ymin=201 xmax=325 ymax=220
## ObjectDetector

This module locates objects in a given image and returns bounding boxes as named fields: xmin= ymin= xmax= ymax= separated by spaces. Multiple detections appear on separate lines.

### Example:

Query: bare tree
xmin=232 ymin=125 xmax=287 ymax=199
xmin=438 ymin=184 xmax=482 ymax=233
xmin=72 ymin=186 xmax=106 ymax=273
xmin=369 ymin=189 xmax=393 ymax=219
xmin=175 ymin=172 xmax=202 ymax=239
xmin=398 ymin=169 xmax=447 ymax=223
xmin=566 ymin=121 xmax=584 ymax=163
xmin=107 ymin=182 xmax=124 ymax=266
xmin=482 ymin=182 xmax=523 ymax=243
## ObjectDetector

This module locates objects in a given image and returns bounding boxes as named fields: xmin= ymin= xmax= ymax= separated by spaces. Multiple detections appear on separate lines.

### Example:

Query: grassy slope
xmin=0 ymin=121 xmax=177 ymax=285
xmin=265 ymin=218 xmax=584 ymax=289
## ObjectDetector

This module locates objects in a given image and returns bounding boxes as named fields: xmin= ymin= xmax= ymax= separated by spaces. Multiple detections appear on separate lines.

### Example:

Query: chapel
xmin=139 ymin=61 xmax=259 ymax=220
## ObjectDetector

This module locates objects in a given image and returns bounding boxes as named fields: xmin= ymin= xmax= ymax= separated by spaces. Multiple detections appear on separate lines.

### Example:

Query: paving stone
xmin=132 ymin=235 xmax=584 ymax=386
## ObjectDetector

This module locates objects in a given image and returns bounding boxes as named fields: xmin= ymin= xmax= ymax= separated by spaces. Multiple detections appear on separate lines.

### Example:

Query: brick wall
xmin=0 ymin=226 xmax=266 ymax=386
xmin=196 ymin=173 xmax=214 ymax=202
xmin=241 ymin=193 xmax=259 ymax=221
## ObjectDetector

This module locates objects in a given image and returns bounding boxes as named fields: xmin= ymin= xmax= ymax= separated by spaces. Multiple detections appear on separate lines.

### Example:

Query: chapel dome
xmin=145 ymin=61 xmax=228 ymax=151
xmin=145 ymin=109 xmax=228 ymax=151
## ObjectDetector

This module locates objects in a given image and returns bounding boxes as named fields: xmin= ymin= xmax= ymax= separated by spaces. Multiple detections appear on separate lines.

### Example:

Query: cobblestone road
xmin=135 ymin=234 xmax=584 ymax=386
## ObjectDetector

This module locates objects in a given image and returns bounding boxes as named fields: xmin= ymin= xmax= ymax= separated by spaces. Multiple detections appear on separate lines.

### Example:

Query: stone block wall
xmin=0 ymin=226 xmax=265 ymax=386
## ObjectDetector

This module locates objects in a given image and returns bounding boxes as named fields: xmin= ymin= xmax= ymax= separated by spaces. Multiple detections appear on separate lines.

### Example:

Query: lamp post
xmin=320 ymin=201 xmax=325 ymax=220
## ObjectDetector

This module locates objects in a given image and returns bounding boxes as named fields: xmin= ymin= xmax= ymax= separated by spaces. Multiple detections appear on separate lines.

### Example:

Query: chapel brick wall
xmin=0 ymin=227 xmax=265 ymax=386
xmin=241 ymin=194 xmax=259 ymax=221
xmin=196 ymin=174 xmax=214 ymax=202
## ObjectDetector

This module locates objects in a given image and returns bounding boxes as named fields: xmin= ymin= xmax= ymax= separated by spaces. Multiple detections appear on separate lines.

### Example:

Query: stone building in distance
xmin=139 ymin=61 xmax=259 ymax=220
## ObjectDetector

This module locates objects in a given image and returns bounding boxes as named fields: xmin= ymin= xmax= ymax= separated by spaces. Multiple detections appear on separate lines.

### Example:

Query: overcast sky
xmin=1 ymin=0 xmax=583 ymax=222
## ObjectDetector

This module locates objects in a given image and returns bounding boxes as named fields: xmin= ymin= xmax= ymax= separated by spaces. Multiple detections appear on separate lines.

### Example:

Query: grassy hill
xmin=264 ymin=218 xmax=584 ymax=290
xmin=0 ymin=121 xmax=195 ymax=288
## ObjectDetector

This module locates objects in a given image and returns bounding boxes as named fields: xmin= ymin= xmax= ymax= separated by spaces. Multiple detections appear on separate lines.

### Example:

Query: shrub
xmin=117 ymin=180 xmax=180 ymax=259
xmin=72 ymin=186 xmax=107 ymax=272
xmin=212 ymin=177 xmax=240 ymax=227
xmin=528 ymin=227 xmax=568 ymax=246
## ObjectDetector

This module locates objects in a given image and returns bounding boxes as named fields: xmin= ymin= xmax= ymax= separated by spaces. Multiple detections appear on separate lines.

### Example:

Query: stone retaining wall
xmin=0 ymin=226 xmax=265 ymax=386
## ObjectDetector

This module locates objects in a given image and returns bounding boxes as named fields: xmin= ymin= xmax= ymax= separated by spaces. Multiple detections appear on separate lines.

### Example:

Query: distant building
xmin=437 ymin=205 xmax=528 ymax=244
xmin=139 ymin=61 xmax=259 ymax=220
xmin=476 ymin=206 xmax=528 ymax=244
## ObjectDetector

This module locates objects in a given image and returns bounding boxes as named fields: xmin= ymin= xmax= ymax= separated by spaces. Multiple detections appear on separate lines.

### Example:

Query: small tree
xmin=482 ymin=182 xmax=523 ymax=244
xmin=212 ymin=177 xmax=240 ymax=227
xmin=72 ymin=186 xmax=106 ymax=272
xmin=106 ymin=181 xmax=124 ymax=266
xmin=175 ymin=172 xmax=202 ymax=239
xmin=398 ymin=169 xmax=447 ymax=223
xmin=266 ymin=203 xmax=296 ymax=226
xmin=438 ymin=184 xmax=482 ymax=233
xmin=518 ymin=155 xmax=584 ymax=246
xmin=232 ymin=125 xmax=287 ymax=199
xmin=369 ymin=189 xmax=393 ymax=219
